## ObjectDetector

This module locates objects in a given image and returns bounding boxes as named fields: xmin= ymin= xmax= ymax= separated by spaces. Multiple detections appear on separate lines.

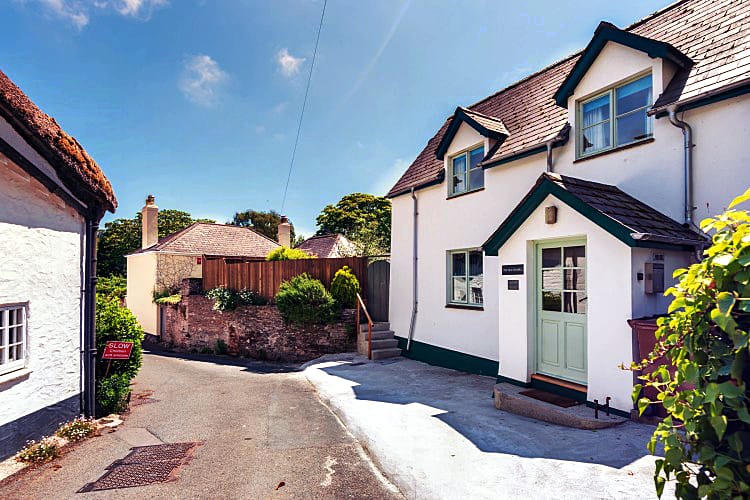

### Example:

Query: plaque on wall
xmin=501 ymin=264 xmax=524 ymax=275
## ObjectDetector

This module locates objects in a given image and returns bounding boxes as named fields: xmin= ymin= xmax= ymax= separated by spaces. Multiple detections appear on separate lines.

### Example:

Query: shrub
xmin=98 ymin=275 xmax=126 ymax=299
xmin=266 ymin=246 xmax=314 ymax=261
xmin=216 ymin=339 xmax=228 ymax=355
xmin=96 ymin=373 xmax=131 ymax=415
xmin=96 ymin=295 xmax=143 ymax=382
xmin=275 ymin=273 xmax=338 ymax=324
xmin=330 ymin=266 xmax=360 ymax=308
xmin=56 ymin=417 xmax=97 ymax=442
xmin=238 ymin=288 xmax=268 ymax=306
xmin=15 ymin=437 xmax=59 ymax=464
xmin=154 ymin=293 xmax=181 ymax=305
xmin=206 ymin=287 xmax=238 ymax=311
xmin=631 ymin=189 xmax=750 ymax=499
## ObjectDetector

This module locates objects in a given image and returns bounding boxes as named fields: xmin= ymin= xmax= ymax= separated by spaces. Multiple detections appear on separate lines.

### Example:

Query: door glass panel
xmin=564 ymin=269 xmax=585 ymax=291
xmin=542 ymin=248 xmax=561 ymax=268
xmin=563 ymin=246 xmax=585 ymax=267
xmin=542 ymin=291 xmax=562 ymax=311
xmin=542 ymin=269 xmax=561 ymax=290
xmin=564 ymin=292 xmax=587 ymax=314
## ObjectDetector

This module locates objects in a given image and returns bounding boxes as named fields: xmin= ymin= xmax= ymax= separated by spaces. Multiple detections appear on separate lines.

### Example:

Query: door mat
xmin=519 ymin=389 xmax=582 ymax=408
xmin=78 ymin=442 xmax=201 ymax=492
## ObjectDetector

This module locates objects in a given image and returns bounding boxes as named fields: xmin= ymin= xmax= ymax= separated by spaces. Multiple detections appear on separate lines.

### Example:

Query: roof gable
xmin=553 ymin=21 xmax=692 ymax=107
xmin=435 ymin=107 xmax=509 ymax=160
xmin=482 ymin=173 xmax=706 ymax=255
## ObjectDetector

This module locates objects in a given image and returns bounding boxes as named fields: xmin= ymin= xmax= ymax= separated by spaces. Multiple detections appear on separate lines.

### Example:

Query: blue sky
xmin=2 ymin=0 xmax=665 ymax=236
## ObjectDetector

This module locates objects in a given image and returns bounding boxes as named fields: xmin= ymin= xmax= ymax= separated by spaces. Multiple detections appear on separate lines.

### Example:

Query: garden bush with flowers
xmin=15 ymin=437 xmax=59 ymax=464
xmin=56 ymin=417 xmax=98 ymax=442
xmin=631 ymin=188 xmax=750 ymax=499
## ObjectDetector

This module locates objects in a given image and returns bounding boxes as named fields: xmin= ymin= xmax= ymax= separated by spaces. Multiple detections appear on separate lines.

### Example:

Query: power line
xmin=280 ymin=0 xmax=328 ymax=214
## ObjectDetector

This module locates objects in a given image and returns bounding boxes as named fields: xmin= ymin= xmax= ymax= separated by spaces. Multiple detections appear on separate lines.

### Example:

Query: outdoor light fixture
xmin=545 ymin=206 xmax=558 ymax=224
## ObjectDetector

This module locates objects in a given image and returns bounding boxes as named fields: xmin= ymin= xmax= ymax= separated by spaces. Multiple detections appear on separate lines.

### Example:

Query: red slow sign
xmin=102 ymin=341 xmax=134 ymax=360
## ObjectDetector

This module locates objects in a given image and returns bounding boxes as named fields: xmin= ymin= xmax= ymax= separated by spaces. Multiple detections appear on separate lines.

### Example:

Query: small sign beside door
xmin=501 ymin=264 xmax=524 ymax=275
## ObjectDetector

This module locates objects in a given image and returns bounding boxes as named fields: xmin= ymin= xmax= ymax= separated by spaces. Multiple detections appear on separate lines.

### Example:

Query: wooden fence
xmin=202 ymin=257 xmax=368 ymax=300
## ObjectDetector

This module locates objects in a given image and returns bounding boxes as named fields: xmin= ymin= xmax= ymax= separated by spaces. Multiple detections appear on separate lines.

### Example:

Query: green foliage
xmin=275 ymin=273 xmax=339 ymax=324
xmin=330 ymin=266 xmax=360 ymax=308
xmin=631 ymin=189 xmax=750 ymax=499
xmin=154 ymin=293 xmax=181 ymax=305
xmin=216 ymin=339 xmax=228 ymax=355
xmin=56 ymin=417 xmax=97 ymax=442
xmin=95 ymin=295 xmax=143 ymax=416
xmin=315 ymin=193 xmax=391 ymax=255
xmin=96 ymin=373 xmax=131 ymax=415
xmin=206 ymin=287 xmax=267 ymax=311
xmin=266 ymin=246 xmax=314 ymax=261
xmin=98 ymin=275 xmax=127 ymax=299
xmin=238 ymin=288 xmax=268 ymax=306
xmin=97 ymin=209 xmax=215 ymax=277
xmin=230 ymin=209 xmax=296 ymax=242
xmin=15 ymin=437 xmax=59 ymax=464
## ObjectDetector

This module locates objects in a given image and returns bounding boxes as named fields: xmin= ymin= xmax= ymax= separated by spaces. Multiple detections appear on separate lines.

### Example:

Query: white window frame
xmin=0 ymin=304 xmax=27 ymax=375
xmin=448 ymin=144 xmax=485 ymax=196
xmin=447 ymin=249 xmax=484 ymax=307
xmin=576 ymin=72 xmax=653 ymax=159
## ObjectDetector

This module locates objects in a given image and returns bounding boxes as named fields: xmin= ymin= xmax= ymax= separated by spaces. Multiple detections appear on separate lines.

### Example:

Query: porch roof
xmin=482 ymin=173 xmax=708 ymax=256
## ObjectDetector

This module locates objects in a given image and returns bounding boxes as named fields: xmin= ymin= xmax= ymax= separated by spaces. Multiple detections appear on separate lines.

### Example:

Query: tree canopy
xmin=97 ymin=209 xmax=214 ymax=277
xmin=315 ymin=193 xmax=391 ymax=255
xmin=230 ymin=209 xmax=297 ymax=243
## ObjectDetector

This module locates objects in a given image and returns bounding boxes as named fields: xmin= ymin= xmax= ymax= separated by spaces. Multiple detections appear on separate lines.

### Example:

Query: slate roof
xmin=388 ymin=0 xmax=750 ymax=198
xmin=296 ymin=233 xmax=358 ymax=258
xmin=131 ymin=223 xmax=280 ymax=258
xmin=0 ymin=69 xmax=116 ymax=212
xmin=483 ymin=173 xmax=707 ymax=255
xmin=460 ymin=108 xmax=510 ymax=136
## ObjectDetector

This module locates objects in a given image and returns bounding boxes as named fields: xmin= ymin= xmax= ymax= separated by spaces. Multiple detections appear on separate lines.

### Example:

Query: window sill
xmin=574 ymin=137 xmax=654 ymax=163
xmin=0 ymin=367 xmax=31 ymax=390
xmin=445 ymin=303 xmax=484 ymax=311
xmin=447 ymin=187 xmax=485 ymax=200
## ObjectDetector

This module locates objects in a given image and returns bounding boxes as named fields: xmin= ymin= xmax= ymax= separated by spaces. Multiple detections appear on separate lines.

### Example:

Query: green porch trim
xmin=495 ymin=375 xmax=531 ymax=388
xmin=394 ymin=336 xmax=499 ymax=376
xmin=553 ymin=21 xmax=692 ymax=107
xmin=585 ymin=401 xmax=632 ymax=419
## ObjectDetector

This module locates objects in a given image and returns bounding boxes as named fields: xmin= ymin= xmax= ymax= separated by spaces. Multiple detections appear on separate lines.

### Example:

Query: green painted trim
xmin=481 ymin=145 xmax=547 ymax=170
xmin=654 ymin=83 xmax=750 ymax=117
xmin=530 ymin=378 xmax=587 ymax=402
xmin=436 ymin=107 xmax=508 ymax=160
xmin=585 ymin=401 xmax=632 ymax=419
xmin=496 ymin=375 xmax=531 ymax=388
xmin=395 ymin=336 xmax=499 ymax=376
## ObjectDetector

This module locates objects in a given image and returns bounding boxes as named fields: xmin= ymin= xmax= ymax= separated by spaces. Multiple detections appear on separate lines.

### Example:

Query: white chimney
xmin=141 ymin=194 xmax=158 ymax=249
xmin=277 ymin=215 xmax=291 ymax=248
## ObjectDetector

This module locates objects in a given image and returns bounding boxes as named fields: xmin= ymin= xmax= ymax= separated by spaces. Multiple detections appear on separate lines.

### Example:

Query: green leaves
xmin=711 ymin=415 xmax=728 ymax=440
xmin=728 ymin=188 xmax=750 ymax=209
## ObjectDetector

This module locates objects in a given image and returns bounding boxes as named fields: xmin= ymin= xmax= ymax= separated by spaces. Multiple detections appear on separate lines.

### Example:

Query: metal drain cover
xmin=79 ymin=442 xmax=201 ymax=492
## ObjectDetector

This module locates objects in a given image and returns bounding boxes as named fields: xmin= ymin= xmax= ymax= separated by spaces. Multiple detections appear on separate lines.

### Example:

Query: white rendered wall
xmin=631 ymin=248 xmax=693 ymax=320
xmin=0 ymin=154 xmax=84 ymax=426
xmin=497 ymin=195 xmax=635 ymax=410
xmin=126 ymin=253 xmax=158 ymax=334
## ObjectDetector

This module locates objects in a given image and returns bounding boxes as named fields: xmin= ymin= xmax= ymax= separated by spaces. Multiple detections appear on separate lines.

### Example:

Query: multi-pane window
xmin=448 ymin=250 xmax=483 ymax=306
xmin=578 ymin=74 xmax=653 ymax=157
xmin=1 ymin=305 xmax=27 ymax=375
xmin=450 ymin=145 xmax=484 ymax=195
xmin=541 ymin=246 xmax=586 ymax=314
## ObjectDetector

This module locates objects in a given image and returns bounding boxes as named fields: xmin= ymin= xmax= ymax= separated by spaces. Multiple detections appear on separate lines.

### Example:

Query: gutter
xmin=629 ymin=232 xmax=706 ymax=246
xmin=407 ymin=187 xmax=418 ymax=351
xmin=650 ymin=77 xmax=750 ymax=117
xmin=545 ymin=123 xmax=572 ymax=173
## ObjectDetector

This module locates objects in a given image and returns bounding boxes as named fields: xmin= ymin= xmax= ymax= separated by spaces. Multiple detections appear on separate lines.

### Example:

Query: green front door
xmin=536 ymin=240 xmax=587 ymax=385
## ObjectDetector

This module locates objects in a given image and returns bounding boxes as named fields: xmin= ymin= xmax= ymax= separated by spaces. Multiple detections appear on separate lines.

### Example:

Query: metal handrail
xmin=355 ymin=293 xmax=374 ymax=359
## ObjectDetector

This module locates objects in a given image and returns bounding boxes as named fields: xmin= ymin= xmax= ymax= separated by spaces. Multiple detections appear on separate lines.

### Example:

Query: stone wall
xmin=160 ymin=290 xmax=356 ymax=362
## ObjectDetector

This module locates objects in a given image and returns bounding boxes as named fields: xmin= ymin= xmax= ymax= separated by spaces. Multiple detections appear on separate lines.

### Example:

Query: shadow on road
xmin=142 ymin=346 xmax=301 ymax=374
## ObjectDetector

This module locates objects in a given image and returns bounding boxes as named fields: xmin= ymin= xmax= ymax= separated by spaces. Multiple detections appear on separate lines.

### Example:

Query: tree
xmin=230 ymin=209 xmax=296 ymax=243
xmin=97 ymin=210 xmax=215 ymax=277
xmin=315 ymin=193 xmax=391 ymax=255
xmin=631 ymin=188 xmax=750 ymax=499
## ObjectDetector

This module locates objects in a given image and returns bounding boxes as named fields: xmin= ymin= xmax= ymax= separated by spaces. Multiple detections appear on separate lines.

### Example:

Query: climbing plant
xmin=632 ymin=188 xmax=750 ymax=499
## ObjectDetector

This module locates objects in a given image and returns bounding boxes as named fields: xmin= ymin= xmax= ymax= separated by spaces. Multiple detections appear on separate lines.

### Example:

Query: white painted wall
xmin=126 ymin=252 xmax=158 ymax=334
xmin=631 ymin=248 xmax=693 ymax=320
xmin=0 ymin=154 xmax=84 ymax=426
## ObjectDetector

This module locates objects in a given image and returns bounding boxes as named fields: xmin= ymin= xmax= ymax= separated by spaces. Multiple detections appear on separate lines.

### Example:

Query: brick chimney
xmin=277 ymin=215 xmax=291 ymax=248
xmin=141 ymin=195 xmax=158 ymax=249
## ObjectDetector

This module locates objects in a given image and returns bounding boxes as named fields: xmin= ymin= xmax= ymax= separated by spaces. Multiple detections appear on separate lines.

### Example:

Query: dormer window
xmin=450 ymin=145 xmax=484 ymax=196
xmin=577 ymin=73 xmax=653 ymax=158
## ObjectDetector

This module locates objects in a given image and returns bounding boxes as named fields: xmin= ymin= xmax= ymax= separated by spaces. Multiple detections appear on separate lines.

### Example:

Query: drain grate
xmin=79 ymin=442 xmax=201 ymax=492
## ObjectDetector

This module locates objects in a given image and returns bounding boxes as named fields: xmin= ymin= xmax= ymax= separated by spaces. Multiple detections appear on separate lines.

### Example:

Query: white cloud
xmin=110 ymin=0 xmax=168 ymax=18
xmin=273 ymin=101 xmax=288 ymax=114
xmin=37 ymin=0 xmax=90 ymax=29
xmin=371 ymin=158 xmax=409 ymax=196
xmin=276 ymin=48 xmax=305 ymax=77
xmin=179 ymin=54 xmax=229 ymax=107
xmin=254 ymin=125 xmax=266 ymax=134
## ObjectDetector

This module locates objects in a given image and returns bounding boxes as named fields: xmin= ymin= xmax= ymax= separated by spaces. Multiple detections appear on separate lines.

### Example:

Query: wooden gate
xmin=366 ymin=260 xmax=390 ymax=322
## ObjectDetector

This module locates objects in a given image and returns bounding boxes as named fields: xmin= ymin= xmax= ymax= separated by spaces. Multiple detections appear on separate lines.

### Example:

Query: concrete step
xmin=365 ymin=330 xmax=396 ymax=341
xmin=370 ymin=347 xmax=402 ymax=360
xmin=370 ymin=338 xmax=399 ymax=350
xmin=360 ymin=322 xmax=390 ymax=333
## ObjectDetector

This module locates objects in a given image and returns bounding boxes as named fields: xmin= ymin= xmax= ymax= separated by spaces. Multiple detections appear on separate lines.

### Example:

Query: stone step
xmin=364 ymin=330 xmax=396 ymax=341
xmin=370 ymin=338 xmax=399 ymax=350
xmin=370 ymin=347 xmax=402 ymax=360
xmin=359 ymin=322 xmax=390 ymax=333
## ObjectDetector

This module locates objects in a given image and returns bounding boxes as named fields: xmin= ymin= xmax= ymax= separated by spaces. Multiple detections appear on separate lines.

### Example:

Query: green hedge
xmin=275 ymin=274 xmax=338 ymax=324
xmin=330 ymin=266 xmax=360 ymax=308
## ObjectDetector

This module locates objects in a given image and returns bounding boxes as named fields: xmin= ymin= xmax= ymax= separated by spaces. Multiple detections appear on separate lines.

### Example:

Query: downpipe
xmin=83 ymin=218 xmax=100 ymax=417
xmin=407 ymin=187 xmax=418 ymax=351
xmin=667 ymin=107 xmax=696 ymax=229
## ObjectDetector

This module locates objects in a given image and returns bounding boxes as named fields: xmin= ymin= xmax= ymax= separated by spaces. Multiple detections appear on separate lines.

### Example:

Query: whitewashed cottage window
xmin=450 ymin=145 xmax=484 ymax=195
xmin=0 ymin=305 xmax=27 ymax=375
xmin=448 ymin=250 xmax=483 ymax=306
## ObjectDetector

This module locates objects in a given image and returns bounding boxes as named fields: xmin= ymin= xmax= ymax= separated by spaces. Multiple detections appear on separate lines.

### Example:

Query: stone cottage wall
xmin=161 ymin=293 xmax=356 ymax=362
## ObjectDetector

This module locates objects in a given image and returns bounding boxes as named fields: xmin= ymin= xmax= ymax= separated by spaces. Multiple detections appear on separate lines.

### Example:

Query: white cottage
xmin=0 ymin=70 xmax=116 ymax=457
xmin=387 ymin=0 xmax=750 ymax=416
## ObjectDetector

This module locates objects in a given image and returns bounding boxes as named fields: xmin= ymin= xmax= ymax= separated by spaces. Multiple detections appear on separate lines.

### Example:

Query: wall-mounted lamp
xmin=545 ymin=206 xmax=557 ymax=224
